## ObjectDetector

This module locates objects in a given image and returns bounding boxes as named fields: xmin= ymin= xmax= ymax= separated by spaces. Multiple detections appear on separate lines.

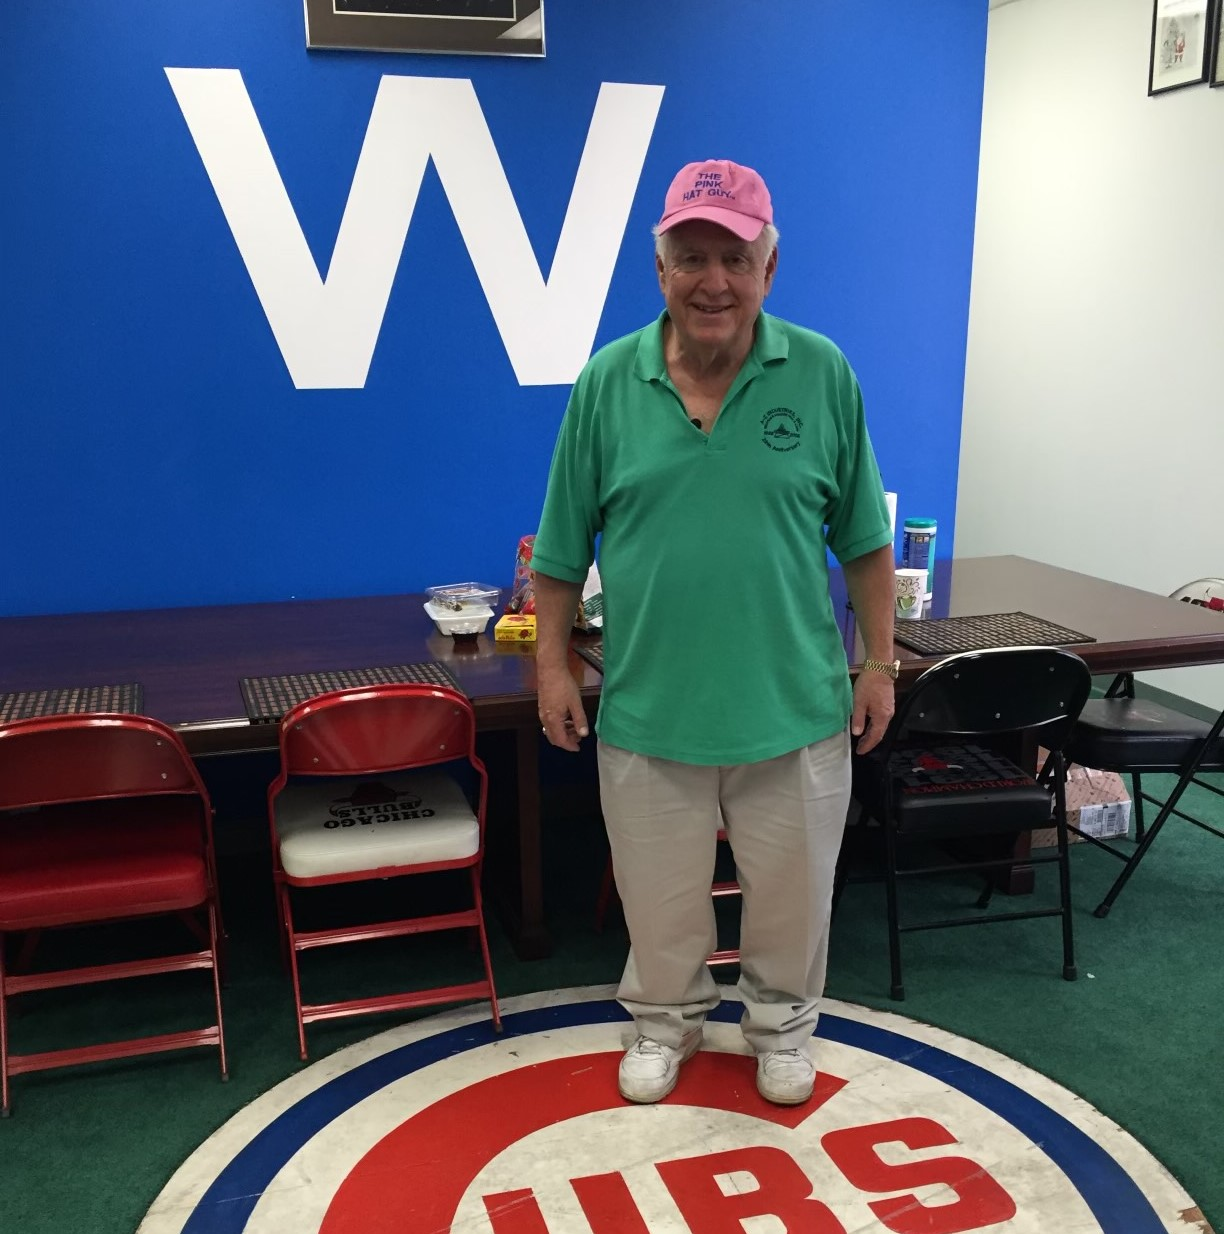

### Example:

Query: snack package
xmin=507 ymin=534 xmax=603 ymax=631
xmin=507 ymin=535 xmax=536 ymax=614
xmin=495 ymin=614 xmax=537 ymax=642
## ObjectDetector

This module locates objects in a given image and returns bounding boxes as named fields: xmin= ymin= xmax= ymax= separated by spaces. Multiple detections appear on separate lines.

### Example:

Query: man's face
xmin=656 ymin=219 xmax=777 ymax=353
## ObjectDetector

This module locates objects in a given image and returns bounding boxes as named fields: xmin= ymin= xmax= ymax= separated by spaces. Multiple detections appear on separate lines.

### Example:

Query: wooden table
xmin=2 ymin=557 xmax=1222 ymax=955
xmin=879 ymin=556 xmax=1224 ymax=682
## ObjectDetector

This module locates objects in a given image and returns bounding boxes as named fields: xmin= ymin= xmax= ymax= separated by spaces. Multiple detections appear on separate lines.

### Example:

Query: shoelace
xmin=630 ymin=1037 xmax=666 ymax=1057
xmin=764 ymin=1049 xmax=806 ymax=1067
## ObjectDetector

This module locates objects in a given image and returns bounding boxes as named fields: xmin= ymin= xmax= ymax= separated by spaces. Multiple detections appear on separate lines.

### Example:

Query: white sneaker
xmin=618 ymin=1031 xmax=702 ymax=1104
xmin=756 ymin=1048 xmax=815 ymax=1105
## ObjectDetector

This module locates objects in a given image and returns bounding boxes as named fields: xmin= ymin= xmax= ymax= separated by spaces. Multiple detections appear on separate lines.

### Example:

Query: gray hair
xmin=653 ymin=222 xmax=779 ymax=262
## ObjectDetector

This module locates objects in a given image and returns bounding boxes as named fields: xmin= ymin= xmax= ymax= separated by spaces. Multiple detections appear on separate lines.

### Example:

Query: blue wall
xmin=0 ymin=1 xmax=986 ymax=616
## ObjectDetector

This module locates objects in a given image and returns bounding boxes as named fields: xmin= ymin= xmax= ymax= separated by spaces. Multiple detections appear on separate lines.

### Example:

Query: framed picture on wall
xmin=304 ymin=0 xmax=545 ymax=58
xmin=1211 ymin=0 xmax=1224 ymax=84
xmin=1148 ymin=0 xmax=1211 ymax=94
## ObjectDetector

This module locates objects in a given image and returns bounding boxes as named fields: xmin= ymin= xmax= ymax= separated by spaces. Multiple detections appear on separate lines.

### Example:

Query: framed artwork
xmin=304 ymin=0 xmax=545 ymax=58
xmin=1148 ymin=0 xmax=1211 ymax=94
xmin=1212 ymin=0 xmax=1224 ymax=84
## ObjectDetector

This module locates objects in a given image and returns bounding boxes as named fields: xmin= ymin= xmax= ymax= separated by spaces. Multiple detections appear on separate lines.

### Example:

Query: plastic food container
xmin=424 ymin=599 xmax=494 ymax=637
xmin=425 ymin=582 xmax=501 ymax=611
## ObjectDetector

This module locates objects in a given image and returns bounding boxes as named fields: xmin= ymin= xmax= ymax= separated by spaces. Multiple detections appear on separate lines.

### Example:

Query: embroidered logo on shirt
xmin=761 ymin=407 xmax=802 ymax=451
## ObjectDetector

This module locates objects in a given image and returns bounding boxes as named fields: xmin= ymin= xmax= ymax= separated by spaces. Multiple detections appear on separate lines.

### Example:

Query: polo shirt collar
xmin=633 ymin=310 xmax=790 ymax=383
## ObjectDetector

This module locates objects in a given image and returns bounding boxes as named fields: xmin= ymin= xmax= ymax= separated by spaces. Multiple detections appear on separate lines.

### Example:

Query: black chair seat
xmin=856 ymin=744 xmax=1052 ymax=837
xmin=890 ymin=744 xmax=1052 ymax=836
xmin=1066 ymin=697 xmax=1224 ymax=770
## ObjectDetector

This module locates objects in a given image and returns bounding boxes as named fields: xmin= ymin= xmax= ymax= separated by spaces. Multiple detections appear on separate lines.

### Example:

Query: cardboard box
xmin=1031 ymin=753 xmax=1132 ymax=848
xmin=495 ymin=614 xmax=537 ymax=642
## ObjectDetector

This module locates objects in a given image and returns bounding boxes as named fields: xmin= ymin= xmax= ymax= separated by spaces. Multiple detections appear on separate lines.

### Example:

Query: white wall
xmin=961 ymin=0 xmax=1224 ymax=708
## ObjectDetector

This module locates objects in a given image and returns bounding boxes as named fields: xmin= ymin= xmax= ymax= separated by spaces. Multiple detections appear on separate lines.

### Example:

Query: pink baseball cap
xmin=656 ymin=159 xmax=773 ymax=242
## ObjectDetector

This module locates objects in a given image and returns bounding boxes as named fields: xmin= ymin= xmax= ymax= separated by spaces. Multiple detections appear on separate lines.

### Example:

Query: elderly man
xmin=531 ymin=158 xmax=897 ymax=1105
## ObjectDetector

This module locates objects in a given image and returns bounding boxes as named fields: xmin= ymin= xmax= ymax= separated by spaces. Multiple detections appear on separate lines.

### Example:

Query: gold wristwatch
xmin=862 ymin=657 xmax=901 ymax=680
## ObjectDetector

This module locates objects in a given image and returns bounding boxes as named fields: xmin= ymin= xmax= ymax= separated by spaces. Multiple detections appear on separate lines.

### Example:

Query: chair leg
xmin=208 ymin=903 xmax=230 ymax=1080
xmin=1093 ymin=782 xmax=1185 ymax=918
xmin=0 ymin=939 xmax=10 ymax=1116
xmin=1055 ymin=821 xmax=1077 ymax=982
xmin=276 ymin=884 xmax=293 ymax=974
xmin=470 ymin=871 xmax=502 ymax=1033
xmin=278 ymin=884 xmax=310 ymax=1061
xmin=213 ymin=907 xmax=231 ymax=989
xmin=883 ymin=826 xmax=905 ymax=1001
xmin=1131 ymin=771 xmax=1145 ymax=842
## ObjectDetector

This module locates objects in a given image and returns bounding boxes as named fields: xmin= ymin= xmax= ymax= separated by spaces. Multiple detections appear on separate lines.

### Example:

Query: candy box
xmin=495 ymin=614 xmax=537 ymax=642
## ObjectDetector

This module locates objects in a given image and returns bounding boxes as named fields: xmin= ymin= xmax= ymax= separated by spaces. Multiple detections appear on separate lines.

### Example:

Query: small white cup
xmin=895 ymin=568 xmax=927 ymax=620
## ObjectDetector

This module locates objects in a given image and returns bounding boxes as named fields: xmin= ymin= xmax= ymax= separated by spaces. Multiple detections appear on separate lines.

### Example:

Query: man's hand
xmin=538 ymin=669 xmax=589 ymax=752
xmin=533 ymin=570 xmax=590 ymax=752
xmin=850 ymin=669 xmax=894 ymax=754
xmin=843 ymin=543 xmax=898 ymax=755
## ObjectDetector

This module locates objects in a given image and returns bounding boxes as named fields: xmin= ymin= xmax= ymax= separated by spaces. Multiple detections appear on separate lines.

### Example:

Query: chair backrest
xmin=0 ymin=714 xmax=209 ymax=812
xmin=1169 ymin=578 xmax=1224 ymax=611
xmin=891 ymin=645 xmax=1092 ymax=752
xmin=276 ymin=684 xmax=479 ymax=778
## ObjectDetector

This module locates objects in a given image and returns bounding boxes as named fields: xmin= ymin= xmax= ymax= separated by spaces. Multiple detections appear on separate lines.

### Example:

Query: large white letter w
xmin=165 ymin=70 xmax=664 ymax=389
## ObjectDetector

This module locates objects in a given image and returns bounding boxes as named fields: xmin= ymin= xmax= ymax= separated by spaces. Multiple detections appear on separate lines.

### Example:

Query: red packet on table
xmin=507 ymin=535 xmax=536 ymax=614
xmin=507 ymin=535 xmax=603 ymax=630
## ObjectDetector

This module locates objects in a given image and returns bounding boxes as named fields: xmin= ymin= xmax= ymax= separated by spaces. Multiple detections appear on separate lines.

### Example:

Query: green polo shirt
xmin=532 ymin=310 xmax=892 ymax=765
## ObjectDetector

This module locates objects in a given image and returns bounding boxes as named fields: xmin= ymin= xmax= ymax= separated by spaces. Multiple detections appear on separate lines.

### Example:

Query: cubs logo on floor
xmin=140 ymin=985 xmax=1210 ymax=1233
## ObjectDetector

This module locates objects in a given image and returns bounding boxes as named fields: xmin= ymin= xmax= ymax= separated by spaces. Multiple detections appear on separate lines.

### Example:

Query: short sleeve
xmin=530 ymin=369 xmax=603 ymax=583
xmin=824 ymin=359 xmax=893 ymax=564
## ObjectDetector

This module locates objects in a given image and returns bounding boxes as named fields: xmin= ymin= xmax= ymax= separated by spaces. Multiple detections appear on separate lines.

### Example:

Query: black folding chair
xmin=847 ymin=645 xmax=1092 ymax=1000
xmin=1063 ymin=578 xmax=1224 ymax=918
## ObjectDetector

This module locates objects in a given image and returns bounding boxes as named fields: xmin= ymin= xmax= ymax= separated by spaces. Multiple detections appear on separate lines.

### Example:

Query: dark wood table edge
xmin=9 ymin=563 xmax=1222 ymax=957
xmin=180 ymin=627 xmax=1224 ymax=931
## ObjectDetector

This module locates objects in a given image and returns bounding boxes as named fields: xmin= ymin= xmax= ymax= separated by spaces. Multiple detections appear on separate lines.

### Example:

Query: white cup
xmin=895 ymin=568 xmax=927 ymax=620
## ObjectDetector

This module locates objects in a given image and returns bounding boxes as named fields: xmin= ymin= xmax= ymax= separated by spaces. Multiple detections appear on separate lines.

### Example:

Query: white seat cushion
xmin=274 ymin=769 xmax=479 ymax=880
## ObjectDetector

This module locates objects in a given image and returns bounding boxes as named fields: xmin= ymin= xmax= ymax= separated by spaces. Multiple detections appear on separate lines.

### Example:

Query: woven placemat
xmin=892 ymin=612 xmax=1095 ymax=657
xmin=240 ymin=663 xmax=461 ymax=725
xmin=0 ymin=683 xmax=144 ymax=724
xmin=574 ymin=641 xmax=604 ymax=673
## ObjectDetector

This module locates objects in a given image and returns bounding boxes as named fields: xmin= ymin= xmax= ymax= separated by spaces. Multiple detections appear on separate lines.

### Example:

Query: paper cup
xmin=895 ymin=568 xmax=927 ymax=620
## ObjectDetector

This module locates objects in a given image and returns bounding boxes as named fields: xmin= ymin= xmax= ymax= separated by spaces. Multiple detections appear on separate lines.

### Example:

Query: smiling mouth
xmin=693 ymin=305 xmax=730 ymax=314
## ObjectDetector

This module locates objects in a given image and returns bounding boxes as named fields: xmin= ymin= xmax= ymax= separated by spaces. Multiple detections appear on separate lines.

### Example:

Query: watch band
xmin=862 ymin=657 xmax=901 ymax=680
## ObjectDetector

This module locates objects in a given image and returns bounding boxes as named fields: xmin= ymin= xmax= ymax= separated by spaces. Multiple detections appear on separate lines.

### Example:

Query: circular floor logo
xmin=139 ymin=986 xmax=1207 ymax=1233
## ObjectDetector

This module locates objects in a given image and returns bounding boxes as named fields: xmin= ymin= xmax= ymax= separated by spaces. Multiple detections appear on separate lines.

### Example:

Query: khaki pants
xmin=598 ymin=730 xmax=851 ymax=1053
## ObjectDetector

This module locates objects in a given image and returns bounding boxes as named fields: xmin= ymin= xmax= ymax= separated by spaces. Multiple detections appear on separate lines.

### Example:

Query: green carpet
xmin=1 ymin=770 xmax=1221 ymax=1233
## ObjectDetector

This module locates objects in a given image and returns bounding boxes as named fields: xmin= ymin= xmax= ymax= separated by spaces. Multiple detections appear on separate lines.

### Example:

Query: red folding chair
xmin=267 ymin=684 xmax=502 ymax=1059
xmin=0 ymin=714 xmax=228 ymax=1114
